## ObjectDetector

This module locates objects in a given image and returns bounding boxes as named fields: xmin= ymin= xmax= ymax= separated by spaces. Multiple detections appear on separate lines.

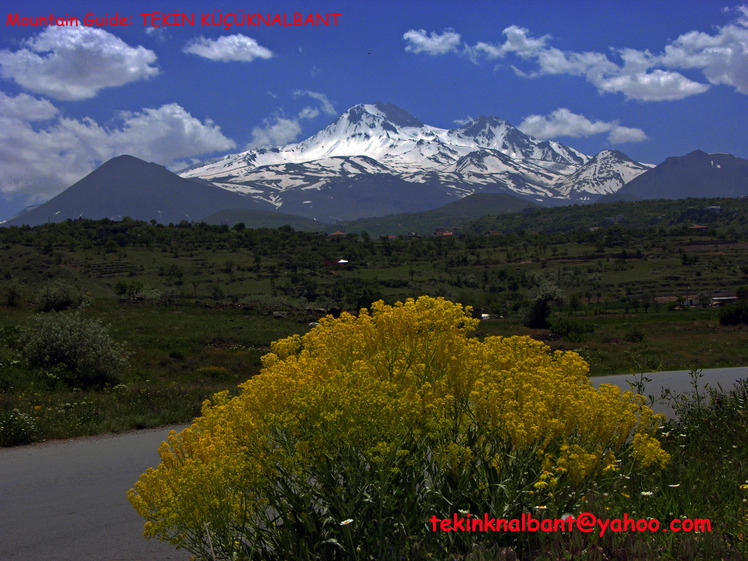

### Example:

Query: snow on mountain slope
xmin=180 ymin=103 xmax=649 ymax=220
xmin=554 ymin=150 xmax=654 ymax=199
xmin=449 ymin=116 xmax=588 ymax=166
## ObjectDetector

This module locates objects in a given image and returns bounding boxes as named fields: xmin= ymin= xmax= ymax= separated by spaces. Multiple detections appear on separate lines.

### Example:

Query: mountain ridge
xmin=6 ymin=104 xmax=746 ymax=227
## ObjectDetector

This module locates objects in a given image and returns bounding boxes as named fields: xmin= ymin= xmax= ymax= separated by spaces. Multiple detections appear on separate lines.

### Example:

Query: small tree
xmin=568 ymin=293 xmax=581 ymax=315
xmin=697 ymin=291 xmax=711 ymax=308
xmin=642 ymin=293 xmax=652 ymax=313
xmin=526 ymin=278 xmax=564 ymax=328
xmin=3 ymin=280 xmax=22 ymax=307
xmin=33 ymin=281 xmax=85 ymax=312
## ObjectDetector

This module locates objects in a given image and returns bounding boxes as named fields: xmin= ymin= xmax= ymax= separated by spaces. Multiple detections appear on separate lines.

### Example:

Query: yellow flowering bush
xmin=129 ymin=296 xmax=668 ymax=560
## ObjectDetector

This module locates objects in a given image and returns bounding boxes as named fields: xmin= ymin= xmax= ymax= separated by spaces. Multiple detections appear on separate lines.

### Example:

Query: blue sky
xmin=1 ymin=0 xmax=747 ymax=220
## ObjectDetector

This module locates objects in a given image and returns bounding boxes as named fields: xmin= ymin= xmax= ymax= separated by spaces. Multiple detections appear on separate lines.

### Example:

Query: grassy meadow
xmin=0 ymin=199 xmax=747 ymax=444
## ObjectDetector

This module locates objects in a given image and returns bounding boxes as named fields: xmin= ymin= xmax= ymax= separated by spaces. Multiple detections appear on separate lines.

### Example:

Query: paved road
xmin=0 ymin=425 xmax=190 ymax=561
xmin=591 ymin=366 xmax=748 ymax=419
xmin=1 ymin=367 xmax=745 ymax=560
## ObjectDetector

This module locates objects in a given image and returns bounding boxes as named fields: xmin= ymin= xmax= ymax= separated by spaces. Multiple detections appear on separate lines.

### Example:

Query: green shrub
xmin=33 ymin=281 xmax=86 ymax=312
xmin=624 ymin=324 xmax=646 ymax=342
xmin=718 ymin=300 xmax=748 ymax=325
xmin=549 ymin=317 xmax=594 ymax=342
xmin=114 ymin=279 xmax=144 ymax=300
xmin=736 ymin=285 xmax=748 ymax=301
xmin=2 ymin=280 xmax=22 ymax=307
xmin=20 ymin=312 xmax=130 ymax=388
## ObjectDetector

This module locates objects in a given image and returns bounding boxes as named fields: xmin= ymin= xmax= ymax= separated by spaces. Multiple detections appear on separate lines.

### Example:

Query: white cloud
xmin=474 ymin=26 xmax=550 ymax=59
xmin=538 ymin=49 xmax=616 ymax=77
xmin=740 ymin=4 xmax=748 ymax=24
xmin=403 ymin=29 xmax=462 ymax=55
xmin=245 ymin=91 xmax=335 ymax=150
xmin=607 ymin=125 xmax=648 ymax=144
xmin=293 ymin=90 xmax=337 ymax=117
xmin=297 ymin=107 xmax=320 ymax=120
xmin=518 ymin=108 xmax=646 ymax=144
xmin=659 ymin=15 xmax=748 ymax=94
xmin=408 ymin=7 xmax=748 ymax=101
xmin=145 ymin=26 xmax=170 ymax=43
xmin=487 ymin=26 xmax=718 ymax=101
xmin=519 ymin=108 xmax=610 ymax=138
xmin=183 ymin=35 xmax=273 ymax=62
xmin=453 ymin=115 xmax=474 ymax=126
xmin=0 ymin=92 xmax=235 ymax=204
xmin=107 ymin=104 xmax=236 ymax=162
xmin=0 ymin=27 xmax=158 ymax=101
xmin=591 ymin=69 xmax=710 ymax=101
xmin=246 ymin=116 xmax=301 ymax=148
xmin=0 ymin=91 xmax=58 ymax=121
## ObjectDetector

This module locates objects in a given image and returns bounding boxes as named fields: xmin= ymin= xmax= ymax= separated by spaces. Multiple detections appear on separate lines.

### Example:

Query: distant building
xmin=712 ymin=296 xmax=737 ymax=306
xmin=711 ymin=291 xmax=737 ymax=306
xmin=603 ymin=214 xmax=624 ymax=225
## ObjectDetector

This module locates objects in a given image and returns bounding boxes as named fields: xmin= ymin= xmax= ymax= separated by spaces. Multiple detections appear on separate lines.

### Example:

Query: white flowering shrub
xmin=0 ymin=408 xmax=38 ymax=446
xmin=21 ymin=312 xmax=130 ymax=388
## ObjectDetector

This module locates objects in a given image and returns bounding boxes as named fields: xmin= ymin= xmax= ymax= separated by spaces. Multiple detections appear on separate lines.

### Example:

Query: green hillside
xmin=333 ymin=192 xmax=540 ymax=236
xmin=463 ymin=197 xmax=748 ymax=235
xmin=201 ymin=208 xmax=325 ymax=231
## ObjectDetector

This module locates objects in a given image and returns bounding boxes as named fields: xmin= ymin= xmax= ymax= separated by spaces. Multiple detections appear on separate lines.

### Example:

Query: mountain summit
xmin=614 ymin=150 xmax=748 ymax=200
xmin=7 ymin=155 xmax=265 ymax=227
xmin=181 ymin=103 xmax=645 ymax=221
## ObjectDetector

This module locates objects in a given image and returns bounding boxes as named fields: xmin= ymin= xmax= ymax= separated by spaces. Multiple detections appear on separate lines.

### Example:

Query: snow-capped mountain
xmin=181 ymin=103 xmax=650 ymax=221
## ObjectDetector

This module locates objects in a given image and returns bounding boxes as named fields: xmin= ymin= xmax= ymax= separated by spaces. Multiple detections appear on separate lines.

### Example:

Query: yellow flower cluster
xmin=128 ymin=296 xmax=668 ymax=551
